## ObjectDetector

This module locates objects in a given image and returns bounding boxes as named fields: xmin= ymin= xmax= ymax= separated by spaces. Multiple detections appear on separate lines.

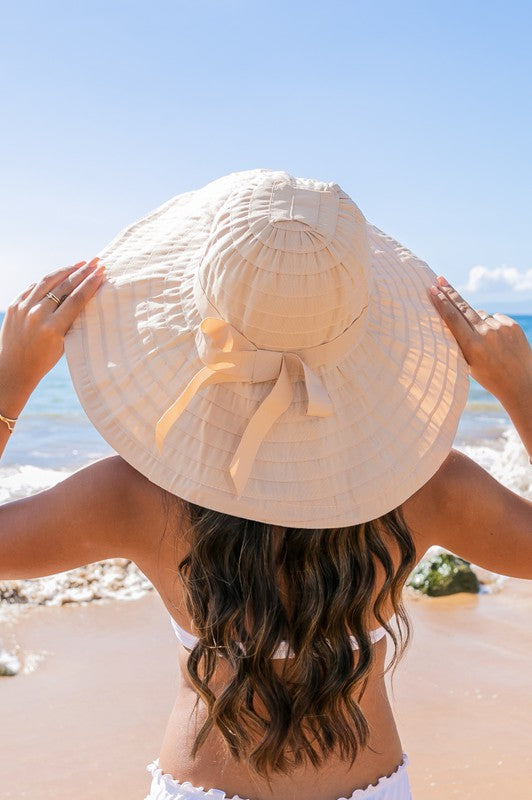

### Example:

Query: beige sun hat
xmin=64 ymin=168 xmax=469 ymax=528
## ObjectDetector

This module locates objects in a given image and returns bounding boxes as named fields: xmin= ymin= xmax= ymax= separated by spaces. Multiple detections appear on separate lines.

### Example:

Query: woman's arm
xmin=0 ymin=260 xmax=156 ymax=580
xmin=0 ymin=454 xmax=162 ymax=579
xmin=403 ymin=277 xmax=532 ymax=578
xmin=404 ymin=448 xmax=532 ymax=579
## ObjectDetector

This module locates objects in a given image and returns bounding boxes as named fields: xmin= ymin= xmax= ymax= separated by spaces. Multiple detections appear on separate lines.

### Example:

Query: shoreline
xmin=1 ymin=583 xmax=532 ymax=798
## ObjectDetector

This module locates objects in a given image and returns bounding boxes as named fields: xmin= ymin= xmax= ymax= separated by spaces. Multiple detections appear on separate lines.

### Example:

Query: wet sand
xmin=1 ymin=582 xmax=532 ymax=799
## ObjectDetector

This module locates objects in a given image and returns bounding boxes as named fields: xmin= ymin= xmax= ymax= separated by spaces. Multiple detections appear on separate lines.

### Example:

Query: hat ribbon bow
xmin=155 ymin=317 xmax=333 ymax=498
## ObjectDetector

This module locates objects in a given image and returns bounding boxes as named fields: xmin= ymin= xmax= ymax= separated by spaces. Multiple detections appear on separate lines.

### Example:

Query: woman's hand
xmin=0 ymin=258 xmax=106 ymax=417
xmin=428 ymin=276 xmax=532 ymax=408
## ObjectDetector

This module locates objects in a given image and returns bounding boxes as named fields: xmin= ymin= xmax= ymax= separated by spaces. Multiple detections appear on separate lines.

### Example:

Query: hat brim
xmin=65 ymin=171 xmax=469 ymax=528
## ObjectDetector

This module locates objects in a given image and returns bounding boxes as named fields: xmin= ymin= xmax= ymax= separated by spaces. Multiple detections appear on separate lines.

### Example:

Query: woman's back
xmin=129 ymin=472 xmax=416 ymax=799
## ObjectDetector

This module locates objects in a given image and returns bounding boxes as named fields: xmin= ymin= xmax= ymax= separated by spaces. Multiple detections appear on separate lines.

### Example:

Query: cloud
xmin=461 ymin=265 xmax=532 ymax=294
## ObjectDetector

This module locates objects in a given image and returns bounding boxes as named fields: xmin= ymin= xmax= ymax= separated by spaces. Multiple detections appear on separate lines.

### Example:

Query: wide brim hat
xmin=64 ymin=169 xmax=469 ymax=528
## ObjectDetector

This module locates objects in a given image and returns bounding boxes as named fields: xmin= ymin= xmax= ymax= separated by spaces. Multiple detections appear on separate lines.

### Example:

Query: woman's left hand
xmin=0 ymin=258 xmax=106 ymax=416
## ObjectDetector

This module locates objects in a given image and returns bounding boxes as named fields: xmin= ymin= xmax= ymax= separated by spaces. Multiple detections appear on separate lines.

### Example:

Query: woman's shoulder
xmin=403 ymin=447 xmax=500 ymax=534
xmin=403 ymin=448 xmax=468 ymax=507
xmin=90 ymin=455 xmax=175 ymax=562
xmin=112 ymin=455 xmax=189 ymax=562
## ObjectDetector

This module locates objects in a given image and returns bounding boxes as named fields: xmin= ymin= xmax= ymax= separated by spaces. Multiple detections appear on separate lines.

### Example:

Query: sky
xmin=0 ymin=0 xmax=531 ymax=312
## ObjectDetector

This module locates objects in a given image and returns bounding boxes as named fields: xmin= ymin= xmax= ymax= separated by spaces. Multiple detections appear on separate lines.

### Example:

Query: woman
xmin=1 ymin=170 xmax=531 ymax=800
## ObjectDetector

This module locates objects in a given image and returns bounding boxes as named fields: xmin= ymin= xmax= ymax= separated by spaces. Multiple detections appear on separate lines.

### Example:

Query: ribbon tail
xmin=229 ymin=357 xmax=293 ymax=498
xmin=156 ymin=366 xmax=229 ymax=453
xmin=299 ymin=360 xmax=334 ymax=417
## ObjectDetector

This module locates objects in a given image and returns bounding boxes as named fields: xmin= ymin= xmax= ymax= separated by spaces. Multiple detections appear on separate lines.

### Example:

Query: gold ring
xmin=45 ymin=291 xmax=62 ymax=306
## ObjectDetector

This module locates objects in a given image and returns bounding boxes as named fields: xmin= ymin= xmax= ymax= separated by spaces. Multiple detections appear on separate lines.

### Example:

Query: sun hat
xmin=64 ymin=168 xmax=469 ymax=528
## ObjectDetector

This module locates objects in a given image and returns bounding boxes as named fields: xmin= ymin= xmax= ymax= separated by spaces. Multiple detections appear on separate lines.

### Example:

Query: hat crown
xmin=194 ymin=172 xmax=371 ymax=350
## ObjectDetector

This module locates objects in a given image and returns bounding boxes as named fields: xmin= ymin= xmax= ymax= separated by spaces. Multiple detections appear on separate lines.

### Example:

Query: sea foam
xmin=0 ymin=464 xmax=73 ymax=503
xmin=456 ymin=427 xmax=532 ymax=499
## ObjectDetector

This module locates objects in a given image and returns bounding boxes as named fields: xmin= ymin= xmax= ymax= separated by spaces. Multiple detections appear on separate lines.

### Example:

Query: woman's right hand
xmin=428 ymin=276 xmax=532 ymax=408
xmin=0 ymin=258 xmax=106 ymax=418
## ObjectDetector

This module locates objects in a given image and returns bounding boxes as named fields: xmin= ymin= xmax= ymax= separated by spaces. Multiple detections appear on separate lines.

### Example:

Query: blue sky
xmin=1 ymin=0 xmax=531 ymax=312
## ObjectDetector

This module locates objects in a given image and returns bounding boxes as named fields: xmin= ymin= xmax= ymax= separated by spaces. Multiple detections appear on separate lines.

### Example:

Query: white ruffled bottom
xmin=144 ymin=754 xmax=412 ymax=799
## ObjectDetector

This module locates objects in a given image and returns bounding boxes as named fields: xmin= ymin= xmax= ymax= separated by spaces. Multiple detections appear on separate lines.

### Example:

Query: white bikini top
xmin=170 ymin=616 xmax=387 ymax=659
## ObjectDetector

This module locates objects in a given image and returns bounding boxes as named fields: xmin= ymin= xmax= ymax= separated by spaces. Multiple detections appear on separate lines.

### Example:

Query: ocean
xmin=1 ymin=313 xmax=531 ymax=608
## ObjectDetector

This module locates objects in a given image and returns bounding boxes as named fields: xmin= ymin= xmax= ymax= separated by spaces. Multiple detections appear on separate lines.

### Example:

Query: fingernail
xmin=428 ymin=286 xmax=446 ymax=301
xmin=436 ymin=275 xmax=449 ymax=287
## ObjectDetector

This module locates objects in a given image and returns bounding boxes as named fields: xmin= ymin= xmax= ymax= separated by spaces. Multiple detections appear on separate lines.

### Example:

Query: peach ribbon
xmin=155 ymin=317 xmax=333 ymax=498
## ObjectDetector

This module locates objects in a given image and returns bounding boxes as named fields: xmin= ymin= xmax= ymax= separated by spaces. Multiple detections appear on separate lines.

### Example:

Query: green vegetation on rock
xmin=407 ymin=553 xmax=480 ymax=597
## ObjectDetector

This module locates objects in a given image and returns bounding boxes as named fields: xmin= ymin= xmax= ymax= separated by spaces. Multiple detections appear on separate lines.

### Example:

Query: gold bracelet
xmin=0 ymin=411 xmax=18 ymax=433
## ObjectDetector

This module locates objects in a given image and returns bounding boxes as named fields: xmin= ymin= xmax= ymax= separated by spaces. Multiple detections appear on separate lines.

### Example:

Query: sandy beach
xmin=1 ymin=582 xmax=532 ymax=799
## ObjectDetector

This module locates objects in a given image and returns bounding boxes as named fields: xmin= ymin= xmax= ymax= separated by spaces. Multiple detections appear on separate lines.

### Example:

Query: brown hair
xmin=161 ymin=494 xmax=415 ymax=778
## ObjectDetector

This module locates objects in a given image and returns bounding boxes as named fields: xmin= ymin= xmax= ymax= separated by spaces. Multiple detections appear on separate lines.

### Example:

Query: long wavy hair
xmin=161 ymin=494 xmax=416 ymax=778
